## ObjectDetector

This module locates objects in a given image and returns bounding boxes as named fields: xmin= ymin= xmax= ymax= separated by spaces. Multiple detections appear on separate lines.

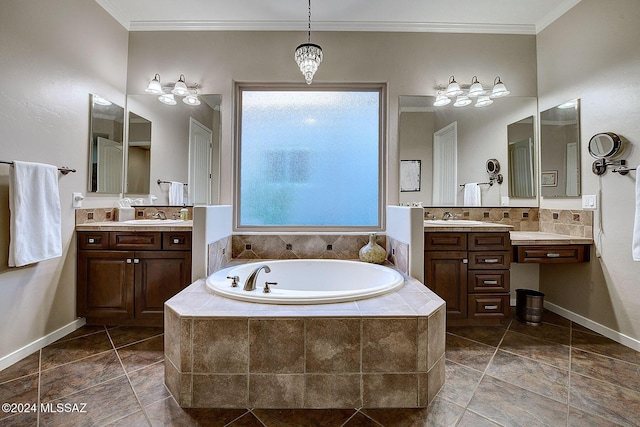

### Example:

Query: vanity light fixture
xmin=294 ymin=0 xmax=323 ymax=84
xmin=145 ymin=73 xmax=200 ymax=106
xmin=434 ymin=75 xmax=510 ymax=108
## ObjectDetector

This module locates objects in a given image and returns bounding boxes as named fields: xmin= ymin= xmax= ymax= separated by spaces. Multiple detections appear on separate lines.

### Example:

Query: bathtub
xmin=206 ymin=259 xmax=405 ymax=304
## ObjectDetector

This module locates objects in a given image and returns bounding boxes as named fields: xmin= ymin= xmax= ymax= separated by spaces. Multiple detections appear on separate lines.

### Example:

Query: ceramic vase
xmin=359 ymin=233 xmax=386 ymax=264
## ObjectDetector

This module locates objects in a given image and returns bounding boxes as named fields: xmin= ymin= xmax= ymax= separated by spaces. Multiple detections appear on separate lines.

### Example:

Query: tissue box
xmin=116 ymin=207 xmax=135 ymax=222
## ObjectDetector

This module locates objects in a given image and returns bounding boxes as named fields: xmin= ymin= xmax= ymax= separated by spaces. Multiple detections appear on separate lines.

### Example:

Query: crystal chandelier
xmin=294 ymin=0 xmax=323 ymax=84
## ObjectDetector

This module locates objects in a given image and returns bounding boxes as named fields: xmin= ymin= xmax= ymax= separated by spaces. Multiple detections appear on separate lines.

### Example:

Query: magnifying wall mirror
xmin=88 ymin=94 xmax=125 ymax=194
xmin=588 ymin=132 xmax=623 ymax=159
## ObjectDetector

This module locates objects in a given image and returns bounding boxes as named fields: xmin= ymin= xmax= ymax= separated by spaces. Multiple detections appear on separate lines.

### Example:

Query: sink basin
xmin=424 ymin=220 xmax=488 ymax=225
xmin=123 ymin=219 xmax=186 ymax=225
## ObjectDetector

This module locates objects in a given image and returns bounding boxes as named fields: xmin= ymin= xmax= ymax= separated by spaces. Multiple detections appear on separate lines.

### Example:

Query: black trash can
xmin=515 ymin=289 xmax=545 ymax=325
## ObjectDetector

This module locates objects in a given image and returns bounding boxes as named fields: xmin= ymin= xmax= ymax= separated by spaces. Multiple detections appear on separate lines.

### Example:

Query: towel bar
xmin=157 ymin=179 xmax=188 ymax=186
xmin=1 ymin=160 xmax=76 ymax=175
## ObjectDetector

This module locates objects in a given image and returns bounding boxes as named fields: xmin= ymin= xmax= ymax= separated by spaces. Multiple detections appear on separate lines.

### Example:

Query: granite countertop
xmin=424 ymin=220 xmax=514 ymax=232
xmin=76 ymin=220 xmax=193 ymax=231
xmin=509 ymin=231 xmax=592 ymax=246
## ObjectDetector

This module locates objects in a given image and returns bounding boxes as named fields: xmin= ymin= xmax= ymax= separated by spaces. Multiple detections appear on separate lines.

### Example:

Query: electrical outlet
xmin=72 ymin=192 xmax=84 ymax=208
xmin=501 ymin=196 xmax=509 ymax=206
xmin=582 ymin=194 xmax=597 ymax=210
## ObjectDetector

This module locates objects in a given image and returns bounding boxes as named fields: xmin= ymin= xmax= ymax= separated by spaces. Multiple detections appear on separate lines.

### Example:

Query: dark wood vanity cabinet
xmin=77 ymin=230 xmax=192 ymax=325
xmin=425 ymin=231 xmax=511 ymax=324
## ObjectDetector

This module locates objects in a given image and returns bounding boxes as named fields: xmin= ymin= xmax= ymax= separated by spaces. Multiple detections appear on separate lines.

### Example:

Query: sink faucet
xmin=244 ymin=265 xmax=271 ymax=291
xmin=150 ymin=210 xmax=167 ymax=220
xmin=442 ymin=211 xmax=455 ymax=220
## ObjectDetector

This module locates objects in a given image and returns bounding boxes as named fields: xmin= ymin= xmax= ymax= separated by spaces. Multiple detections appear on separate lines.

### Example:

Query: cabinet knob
xmin=462 ymin=259 xmax=468 ymax=264
xmin=134 ymin=259 xmax=140 ymax=264
xmin=126 ymin=259 xmax=132 ymax=264
xmin=173 ymin=238 xmax=180 ymax=244
xmin=88 ymin=238 xmax=95 ymax=243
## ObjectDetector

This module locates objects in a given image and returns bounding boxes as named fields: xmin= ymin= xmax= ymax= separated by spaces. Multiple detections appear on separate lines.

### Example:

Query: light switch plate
xmin=582 ymin=194 xmax=597 ymax=210
xmin=501 ymin=196 xmax=509 ymax=206
xmin=72 ymin=192 xmax=84 ymax=208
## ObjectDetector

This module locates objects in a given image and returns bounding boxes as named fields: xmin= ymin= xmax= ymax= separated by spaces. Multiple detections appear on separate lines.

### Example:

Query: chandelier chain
xmin=307 ymin=0 xmax=311 ymax=43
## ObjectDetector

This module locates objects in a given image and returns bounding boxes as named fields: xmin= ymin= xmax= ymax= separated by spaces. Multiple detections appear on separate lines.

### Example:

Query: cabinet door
xmin=134 ymin=251 xmax=192 ymax=320
xmin=425 ymin=251 xmax=468 ymax=319
xmin=77 ymin=250 xmax=134 ymax=319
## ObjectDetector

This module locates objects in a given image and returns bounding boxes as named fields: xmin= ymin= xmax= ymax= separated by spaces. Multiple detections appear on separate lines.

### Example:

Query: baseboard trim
xmin=0 ymin=318 xmax=86 ymax=371
xmin=543 ymin=302 xmax=640 ymax=352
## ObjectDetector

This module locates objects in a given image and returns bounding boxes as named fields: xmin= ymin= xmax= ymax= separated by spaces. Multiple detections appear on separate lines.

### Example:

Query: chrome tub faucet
xmin=244 ymin=265 xmax=271 ymax=291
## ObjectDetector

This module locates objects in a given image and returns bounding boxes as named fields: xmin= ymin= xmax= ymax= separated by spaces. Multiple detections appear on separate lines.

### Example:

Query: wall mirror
xmin=126 ymin=112 xmax=151 ymax=195
xmin=398 ymin=95 xmax=538 ymax=207
xmin=126 ymin=94 xmax=222 ymax=205
xmin=88 ymin=94 xmax=125 ymax=194
xmin=507 ymin=116 xmax=536 ymax=198
xmin=540 ymin=99 xmax=581 ymax=198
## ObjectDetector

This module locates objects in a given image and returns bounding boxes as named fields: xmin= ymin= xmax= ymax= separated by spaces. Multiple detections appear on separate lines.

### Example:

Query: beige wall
xmin=0 ymin=0 xmax=129 ymax=360
xmin=537 ymin=0 xmax=640 ymax=341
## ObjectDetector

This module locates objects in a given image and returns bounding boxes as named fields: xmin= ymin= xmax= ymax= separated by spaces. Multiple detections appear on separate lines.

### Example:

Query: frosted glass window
xmin=237 ymin=86 xmax=383 ymax=229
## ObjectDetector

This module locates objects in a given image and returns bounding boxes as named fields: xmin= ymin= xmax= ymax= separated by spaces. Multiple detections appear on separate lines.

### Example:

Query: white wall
xmin=537 ymin=0 xmax=640 ymax=342
xmin=0 ymin=0 xmax=129 ymax=361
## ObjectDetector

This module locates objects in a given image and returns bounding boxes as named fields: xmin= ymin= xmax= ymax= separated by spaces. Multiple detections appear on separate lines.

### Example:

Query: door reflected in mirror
xmin=540 ymin=99 xmax=581 ymax=198
xmin=88 ymin=94 xmax=125 ymax=194
xmin=507 ymin=116 xmax=536 ymax=198
xmin=126 ymin=94 xmax=222 ymax=205
xmin=126 ymin=112 xmax=151 ymax=195
xmin=398 ymin=95 xmax=538 ymax=207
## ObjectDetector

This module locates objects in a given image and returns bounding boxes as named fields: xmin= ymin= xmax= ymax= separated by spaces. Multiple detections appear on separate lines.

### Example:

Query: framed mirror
xmin=398 ymin=95 xmax=538 ymax=207
xmin=126 ymin=94 xmax=222 ymax=205
xmin=126 ymin=112 xmax=151 ymax=195
xmin=507 ymin=115 xmax=536 ymax=198
xmin=88 ymin=94 xmax=125 ymax=193
xmin=540 ymin=99 xmax=581 ymax=197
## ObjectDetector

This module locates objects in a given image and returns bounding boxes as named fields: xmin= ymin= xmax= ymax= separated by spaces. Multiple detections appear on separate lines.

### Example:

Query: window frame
xmin=233 ymin=82 xmax=387 ymax=232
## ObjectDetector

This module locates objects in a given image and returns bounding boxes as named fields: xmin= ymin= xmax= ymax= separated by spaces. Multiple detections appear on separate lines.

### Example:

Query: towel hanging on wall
xmin=463 ymin=183 xmax=482 ymax=206
xmin=8 ymin=161 xmax=62 ymax=267
xmin=633 ymin=164 xmax=640 ymax=261
xmin=169 ymin=181 xmax=184 ymax=205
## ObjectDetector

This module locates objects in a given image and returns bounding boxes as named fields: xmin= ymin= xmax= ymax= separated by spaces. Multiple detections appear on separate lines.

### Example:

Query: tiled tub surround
xmin=164 ymin=275 xmax=446 ymax=409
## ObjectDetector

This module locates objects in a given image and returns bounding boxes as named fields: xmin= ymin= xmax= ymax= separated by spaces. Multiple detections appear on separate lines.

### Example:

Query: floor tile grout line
xmin=107 ymin=326 xmax=154 ymax=426
xmin=452 ymin=318 xmax=512 ymax=427
xmin=112 ymin=332 xmax=165 ymax=351
xmin=223 ymin=409 xmax=258 ymax=427
xmin=354 ymin=409 xmax=385 ymax=427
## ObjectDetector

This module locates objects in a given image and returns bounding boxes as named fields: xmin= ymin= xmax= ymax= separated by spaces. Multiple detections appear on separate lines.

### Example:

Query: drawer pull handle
xmin=484 ymin=305 xmax=499 ymax=310
xmin=546 ymin=253 xmax=561 ymax=258
xmin=483 ymin=280 xmax=498 ymax=285
xmin=483 ymin=258 xmax=500 ymax=263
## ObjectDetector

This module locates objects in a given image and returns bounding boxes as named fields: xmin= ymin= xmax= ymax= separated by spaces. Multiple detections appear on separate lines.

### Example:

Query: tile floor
xmin=1 ymin=311 xmax=639 ymax=426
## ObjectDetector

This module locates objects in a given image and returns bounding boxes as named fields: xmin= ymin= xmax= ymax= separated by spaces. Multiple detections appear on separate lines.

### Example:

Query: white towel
xmin=633 ymin=165 xmax=640 ymax=261
xmin=463 ymin=183 xmax=481 ymax=206
xmin=8 ymin=161 xmax=62 ymax=267
xmin=169 ymin=181 xmax=184 ymax=205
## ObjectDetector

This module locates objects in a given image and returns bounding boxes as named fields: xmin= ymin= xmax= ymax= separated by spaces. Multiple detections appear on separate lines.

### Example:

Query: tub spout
xmin=244 ymin=265 xmax=271 ymax=291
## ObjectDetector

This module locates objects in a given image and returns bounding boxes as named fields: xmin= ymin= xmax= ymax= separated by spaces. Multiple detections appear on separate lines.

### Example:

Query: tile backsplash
xmin=75 ymin=207 xmax=192 ymax=224
xmin=539 ymin=208 xmax=593 ymax=238
xmin=423 ymin=207 xmax=540 ymax=231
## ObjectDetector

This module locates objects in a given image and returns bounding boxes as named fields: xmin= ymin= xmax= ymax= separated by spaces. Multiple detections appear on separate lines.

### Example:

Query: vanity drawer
xmin=109 ymin=232 xmax=162 ymax=250
xmin=163 ymin=232 xmax=192 ymax=251
xmin=468 ymin=270 xmax=510 ymax=293
xmin=468 ymin=251 xmax=511 ymax=269
xmin=515 ymin=245 xmax=590 ymax=263
xmin=77 ymin=232 xmax=110 ymax=250
xmin=468 ymin=294 xmax=510 ymax=319
xmin=468 ymin=232 xmax=510 ymax=251
xmin=425 ymin=233 xmax=467 ymax=251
